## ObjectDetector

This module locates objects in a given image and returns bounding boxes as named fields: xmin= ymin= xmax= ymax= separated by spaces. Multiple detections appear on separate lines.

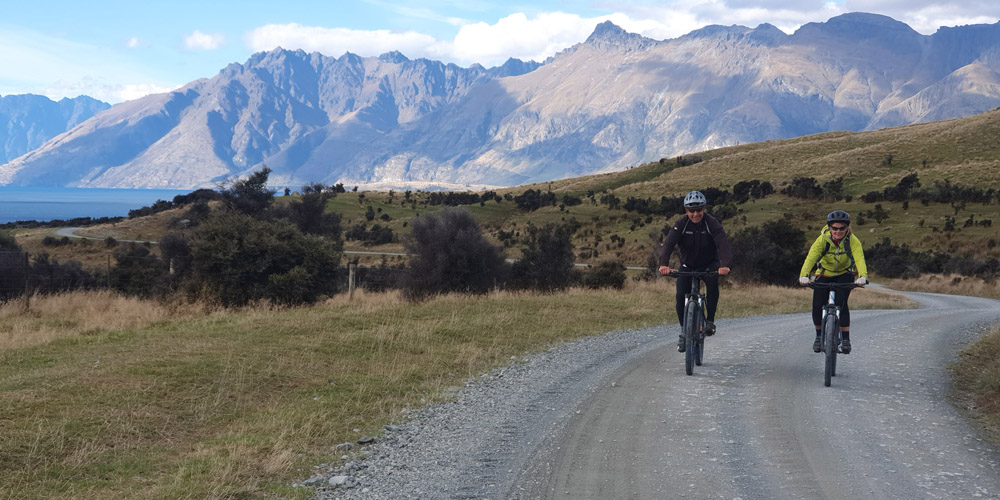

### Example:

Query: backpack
xmin=814 ymin=230 xmax=857 ymax=275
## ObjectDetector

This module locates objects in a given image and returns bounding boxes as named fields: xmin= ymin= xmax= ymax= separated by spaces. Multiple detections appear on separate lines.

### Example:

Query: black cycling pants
xmin=675 ymin=266 xmax=720 ymax=326
xmin=811 ymin=273 xmax=854 ymax=328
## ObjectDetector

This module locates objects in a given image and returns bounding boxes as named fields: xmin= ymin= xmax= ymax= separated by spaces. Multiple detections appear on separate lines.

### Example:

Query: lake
xmin=0 ymin=187 xmax=192 ymax=224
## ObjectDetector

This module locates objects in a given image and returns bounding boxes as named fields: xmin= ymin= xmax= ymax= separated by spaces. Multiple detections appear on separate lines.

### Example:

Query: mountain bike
xmin=806 ymin=280 xmax=862 ymax=387
xmin=668 ymin=270 xmax=718 ymax=376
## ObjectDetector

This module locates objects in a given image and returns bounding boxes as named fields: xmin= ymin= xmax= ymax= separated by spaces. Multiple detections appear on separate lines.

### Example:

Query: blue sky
xmin=2 ymin=0 xmax=997 ymax=104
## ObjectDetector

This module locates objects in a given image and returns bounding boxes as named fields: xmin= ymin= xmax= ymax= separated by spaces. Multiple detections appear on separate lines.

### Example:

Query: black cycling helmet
xmin=683 ymin=190 xmax=707 ymax=209
xmin=827 ymin=210 xmax=850 ymax=225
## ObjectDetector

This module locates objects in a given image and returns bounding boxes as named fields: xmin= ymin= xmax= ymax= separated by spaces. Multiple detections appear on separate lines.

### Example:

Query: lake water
xmin=0 ymin=187 xmax=192 ymax=224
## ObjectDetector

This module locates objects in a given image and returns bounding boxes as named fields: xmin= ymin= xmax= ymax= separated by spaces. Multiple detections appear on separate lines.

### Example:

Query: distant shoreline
xmin=0 ymin=186 xmax=190 ymax=224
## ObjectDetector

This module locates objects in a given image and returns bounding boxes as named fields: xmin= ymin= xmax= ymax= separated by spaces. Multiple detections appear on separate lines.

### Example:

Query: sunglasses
xmin=829 ymin=225 xmax=848 ymax=231
xmin=686 ymin=207 xmax=705 ymax=213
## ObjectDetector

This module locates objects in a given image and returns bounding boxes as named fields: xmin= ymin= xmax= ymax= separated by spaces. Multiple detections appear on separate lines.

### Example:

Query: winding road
xmin=318 ymin=289 xmax=1000 ymax=500
xmin=517 ymin=290 xmax=1000 ymax=499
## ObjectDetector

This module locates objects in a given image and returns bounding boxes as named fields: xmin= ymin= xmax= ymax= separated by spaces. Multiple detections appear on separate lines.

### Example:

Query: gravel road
xmin=312 ymin=290 xmax=1000 ymax=500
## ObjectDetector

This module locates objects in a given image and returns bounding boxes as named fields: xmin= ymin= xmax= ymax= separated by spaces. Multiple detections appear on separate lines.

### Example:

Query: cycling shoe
xmin=840 ymin=339 xmax=852 ymax=354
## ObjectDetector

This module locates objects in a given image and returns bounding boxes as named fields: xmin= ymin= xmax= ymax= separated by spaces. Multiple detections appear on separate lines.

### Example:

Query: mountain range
xmin=2 ymin=12 xmax=1000 ymax=190
xmin=0 ymin=94 xmax=109 ymax=165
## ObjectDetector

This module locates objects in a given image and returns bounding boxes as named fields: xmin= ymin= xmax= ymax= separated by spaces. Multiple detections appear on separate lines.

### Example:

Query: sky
xmin=1 ymin=0 xmax=998 ymax=104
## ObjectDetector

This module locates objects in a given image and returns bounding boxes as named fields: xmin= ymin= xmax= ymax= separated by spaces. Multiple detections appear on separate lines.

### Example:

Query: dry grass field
xmin=0 ymin=281 xmax=912 ymax=499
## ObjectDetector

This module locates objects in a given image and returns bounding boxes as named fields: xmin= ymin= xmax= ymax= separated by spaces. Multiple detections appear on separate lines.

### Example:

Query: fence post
xmin=22 ymin=252 xmax=29 ymax=312
xmin=348 ymin=263 xmax=356 ymax=300
xmin=107 ymin=255 xmax=112 ymax=290
xmin=169 ymin=258 xmax=175 ymax=275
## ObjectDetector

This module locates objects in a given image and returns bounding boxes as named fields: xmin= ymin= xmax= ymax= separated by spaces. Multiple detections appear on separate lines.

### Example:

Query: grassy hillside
xmin=13 ymin=108 xmax=1000 ymax=271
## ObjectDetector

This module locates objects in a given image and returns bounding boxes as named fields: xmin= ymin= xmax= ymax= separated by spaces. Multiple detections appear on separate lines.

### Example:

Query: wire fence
xmin=0 ymin=250 xmax=404 ymax=301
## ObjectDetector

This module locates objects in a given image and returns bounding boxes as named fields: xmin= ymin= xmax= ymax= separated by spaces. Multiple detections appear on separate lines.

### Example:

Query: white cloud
xmin=114 ymin=83 xmax=180 ymax=102
xmin=241 ymin=4 xmax=1000 ymax=68
xmin=184 ymin=30 xmax=225 ymax=51
xmin=38 ymin=78 xmax=179 ymax=103
xmin=125 ymin=37 xmax=146 ymax=49
xmin=246 ymin=23 xmax=452 ymax=60
xmin=0 ymin=27 xmax=179 ymax=103
xmin=452 ymin=12 xmax=598 ymax=63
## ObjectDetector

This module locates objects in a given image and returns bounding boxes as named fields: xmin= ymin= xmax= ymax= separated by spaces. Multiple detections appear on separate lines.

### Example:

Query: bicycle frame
xmin=807 ymin=281 xmax=860 ymax=387
xmin=669 ymin=270 xmax=718 ymax=375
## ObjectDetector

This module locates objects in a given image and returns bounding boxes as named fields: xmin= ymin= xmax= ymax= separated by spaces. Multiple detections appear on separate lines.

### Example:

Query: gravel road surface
xmin=313 ymin=290 xmax=1000 ymax=500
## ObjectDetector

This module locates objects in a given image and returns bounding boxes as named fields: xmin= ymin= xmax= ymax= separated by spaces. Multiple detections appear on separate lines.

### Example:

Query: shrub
xmin=159 ymin=233 xmax=192 ymax=278
xmin=189 ymin=211 xmax=342 ymax=306
xmin=222 ymin=166 xmax=275 ymax=216
xmin=514 ymin=189 xmax=557 ymax=211
xmin=582 ymin=261 xmax=627 ymax=289
xmin=729 ymin=220 xmax=807 ymax=285
xmin=0 ymin=248 xmax=26 ymax=301
xmin=287 ymin=183 xmax=342 ymax=238
xmin=866 ymin=238 xmax=947 ymax=278
xmin=401 ymin=209 xmax=508 ymax=300
xmin=110 ymin=244 xmax=170 ymax=297
xmin=510 ymin=222 xmax=577 ymax=292
xmin=31 ymin=252 xmax=98 ymax=294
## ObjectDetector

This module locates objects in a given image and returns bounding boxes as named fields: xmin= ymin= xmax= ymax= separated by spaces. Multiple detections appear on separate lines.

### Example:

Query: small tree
xmin=222 ymin=166 xmax=276 ymax=217
xmin=730 ymin=220 xmax=807 ymax=285
xmin=401 ymin=209 xmax=508 ymax=300
xmin=511 ymin=222 xmax=577 ymax=291
xmin=288 ymin=183 xmax=343 ymax=239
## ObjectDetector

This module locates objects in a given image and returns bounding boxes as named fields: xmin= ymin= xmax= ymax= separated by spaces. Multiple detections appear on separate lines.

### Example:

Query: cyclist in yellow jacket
xmin=798 ymin=210 xmax=868 ymax=354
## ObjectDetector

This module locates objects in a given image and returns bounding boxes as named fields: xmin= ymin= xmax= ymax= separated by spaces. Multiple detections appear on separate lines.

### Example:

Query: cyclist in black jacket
xmin=658 ymin=191 xmax=733 ymax=352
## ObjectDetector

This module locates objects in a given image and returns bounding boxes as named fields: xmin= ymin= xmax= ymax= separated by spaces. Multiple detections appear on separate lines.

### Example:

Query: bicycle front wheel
xmin=684 ymin=301 xmax=699 ymax=376
xmin=823 ymin=314 xmax=838 ymax=387
xmin=694 ymin=310 xmax=705 ymax=366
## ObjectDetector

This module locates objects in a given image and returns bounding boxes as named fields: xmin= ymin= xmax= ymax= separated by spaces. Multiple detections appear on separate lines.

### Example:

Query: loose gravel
xmin=308 ymin=322 xmax=676 ymax=500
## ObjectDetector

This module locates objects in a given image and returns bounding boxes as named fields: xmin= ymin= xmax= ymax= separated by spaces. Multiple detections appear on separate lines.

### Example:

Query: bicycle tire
xmin=823 ymin=313 xmax=838 ymax=387
xmin=694 ymin=308 xmax=704 ymax=366
xmin=831 ymin=329 xmax=839 ymax=377
xmin=684 ymin=300 xmax=699 ymax=376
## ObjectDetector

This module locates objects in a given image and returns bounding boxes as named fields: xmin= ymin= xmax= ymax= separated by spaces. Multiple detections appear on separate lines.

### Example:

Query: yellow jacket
xmin=799 ymin=227 xmax=868 ymax=278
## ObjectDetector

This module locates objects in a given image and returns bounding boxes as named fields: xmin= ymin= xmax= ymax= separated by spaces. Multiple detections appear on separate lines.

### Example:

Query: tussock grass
xmin=951 ymin=325 xmax=1000 ymax=441
xmin=883 ymin=274 xmax=1000 ymax=300
xmin=0 ymin=282 xmax=912 ymax=499
xmin=0 ymin=291 xmax=200 ymax=349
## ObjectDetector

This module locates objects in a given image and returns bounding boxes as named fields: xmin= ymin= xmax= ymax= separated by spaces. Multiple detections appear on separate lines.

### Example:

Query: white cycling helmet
xmin=683 ymin=190 xmax=707 ymax=208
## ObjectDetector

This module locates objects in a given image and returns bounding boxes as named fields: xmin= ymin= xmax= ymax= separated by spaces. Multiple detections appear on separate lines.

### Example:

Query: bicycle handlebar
xmin=802 ymin=281 xmax=863 ymax=290
xmin=666 ymin=270 xmax=719 ymax=278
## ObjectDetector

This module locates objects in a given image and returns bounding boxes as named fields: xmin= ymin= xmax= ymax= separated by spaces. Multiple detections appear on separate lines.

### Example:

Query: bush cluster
xmin=860 ymin=173 xmax=999 ymax=204
xmin=866 ymin=237 xmax=1000 ymax=280
xmin=729 ymin=220 xmax=807 ymax=285
xmin=0 ymin=233 xmax=99 ymax=300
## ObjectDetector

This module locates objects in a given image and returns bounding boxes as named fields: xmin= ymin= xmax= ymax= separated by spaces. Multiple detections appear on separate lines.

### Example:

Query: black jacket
xmin=658 ymin=213 xmax=733 ymax=269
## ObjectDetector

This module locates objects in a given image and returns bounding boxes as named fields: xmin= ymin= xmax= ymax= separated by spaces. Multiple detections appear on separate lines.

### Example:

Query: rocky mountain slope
xmin=2 ymin=13 xmax=999 ymax=189
xmin=0 ymin=94 xmax=109 ymax=165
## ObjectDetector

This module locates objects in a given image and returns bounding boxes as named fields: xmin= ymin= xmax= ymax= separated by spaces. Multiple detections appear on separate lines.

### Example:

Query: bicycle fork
xmin=684 ymin=294 xmax=704 ymax=332
xmin=824 ymin=291 xmax=841 ymax=352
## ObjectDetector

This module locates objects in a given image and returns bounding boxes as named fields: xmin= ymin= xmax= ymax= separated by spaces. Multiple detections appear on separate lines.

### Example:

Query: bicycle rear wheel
xmin=823 ymin=314 xmax=838 ymax=387
xmin=684 ymin=301 xmax=698 ymax=376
